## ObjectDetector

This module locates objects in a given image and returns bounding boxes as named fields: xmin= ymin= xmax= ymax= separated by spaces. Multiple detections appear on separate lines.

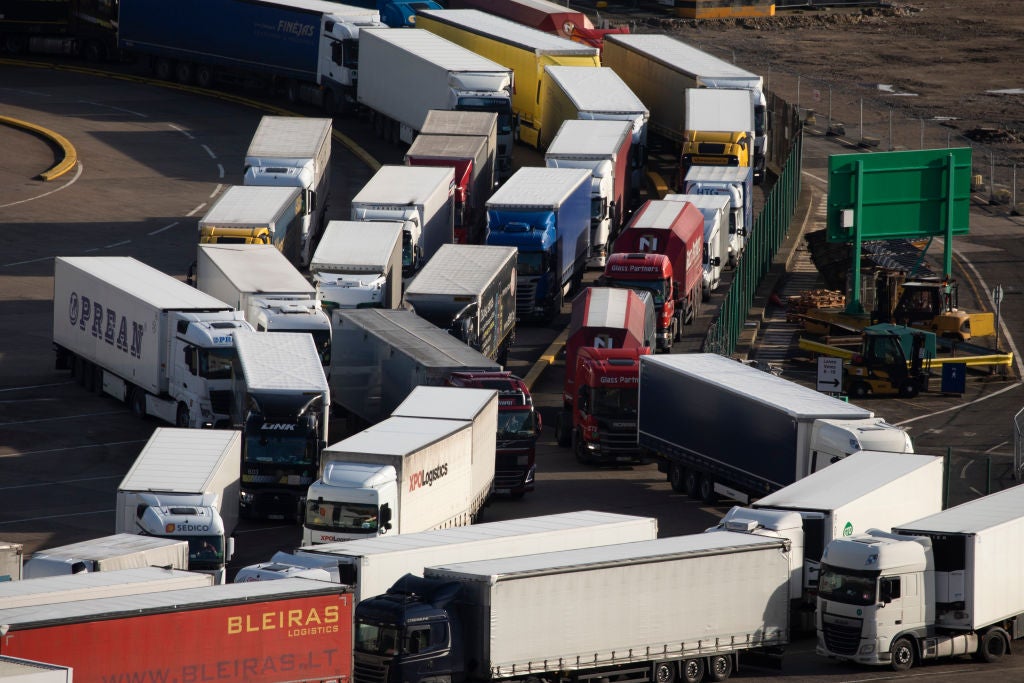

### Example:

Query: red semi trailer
xmin=0 ymin=578 xmax=352 ymax=683
xmin=445 ymin=0 xmax=628 ymax=50
xmin=603 ymin=199 xmax=704 ymax=351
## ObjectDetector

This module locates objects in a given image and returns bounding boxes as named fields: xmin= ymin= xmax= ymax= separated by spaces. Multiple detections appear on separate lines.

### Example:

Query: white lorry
xmin=23 ymin=535 xmax=189 ymax=579
xmin=310 ymin=220 xmax=404 ymax=313
xmin=197 ymin=185 xmax=307 ymax=266
xmin=194 ymin=243 xmax=332 ymax=368
xmin=682 ymin=165 xmax=753 ymax=267
xmin=420 ymin=109 xmax=502 ymax=185
xmin=602 ymin=33 xmax=768 ymax=183
xmin=0 ymin=567 xmax=212 ymax=610
xmin=664 ymin=192 xmax=730 ymax=299
xmin=0 ymin=542 xmax=22 ymax=582
xmin=116 ymin=428 xmax=241 ymax=584
xmin=709 ymin=450 xmax=944 ymax=627
xmin=544 ymin=119 xmax=633 ymax=268
xmin=541 ymin=65 xmax=650 ymax=194
xmin=232 ymin=331 xmax=330 ymax=521
xmin=354 ymin=532 xmax=791 ymax=683
xmin=303 ymin=403 xmax=494 ymax=544
xmin=243 ymin=510 xmax=657 ymax=599
xmin=357 ymin=28 xmax=514 ymax=148
xmin=350 ymin=165 xmax=455 ymax=279
xmin=818 ymin=483 xmax=1024 ymax=671
xmin=243 ymin=116 xmax=333 ymax=266
xmin=639 ymin=353 xmax=915 ymax=505
xmin=52 ymin=256 xmax=252 ymax=429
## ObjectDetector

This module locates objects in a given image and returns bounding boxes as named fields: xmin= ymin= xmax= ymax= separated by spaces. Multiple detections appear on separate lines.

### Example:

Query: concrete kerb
xmin=0 ymin=115 xmax=77 ymax=181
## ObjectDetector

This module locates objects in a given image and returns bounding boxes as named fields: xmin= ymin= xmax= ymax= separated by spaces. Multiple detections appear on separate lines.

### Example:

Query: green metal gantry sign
xmin=827 ymin=148 xmax=973 ymax=314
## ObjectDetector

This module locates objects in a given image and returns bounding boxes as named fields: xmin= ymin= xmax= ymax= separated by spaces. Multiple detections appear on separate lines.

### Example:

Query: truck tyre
xmin=976 ymin=628 xmax=1009 ymax=663
xmin=154 ymin=58 xmax=173 ymax=81
xmin=850 ymin=381 xmax=870 ymax=399
xmin=572 ymin=429 xmax=589 ymax=465
xmin=286 ymin=80 xmax=300 ymax=104
xmin=685 ymin=470 xmax=700 ymax=499
xmin=669 ymin=462 xmax=687 ymax=493
xmin=707 ymin=654 xmax=732 ymax=682
xmin=899 ymin=380 xmax=919 ymax=398
xmin=699 ymin=474 xmax=718 ymax=505
xmin=130 ymin=388 xmax=147 ymax=419
xmin=175 ymin=402 xmax=190 ymax=429
xmin=196 ymin=65 xmax=214 ymax=89
xmin=674 ymin=312 xmax=684 ymax=342
xmin=556 ymin=411 xmax=571 ymax=448
xmin=681 ymin=658 xmax=704 ymax=683
xmin=654 ymin=661 xmax=675 ymax=683
xmin=175 ymin=61 xmax=194 ymax=84
xmin=890 ymin=637 xmax=915 ymax=672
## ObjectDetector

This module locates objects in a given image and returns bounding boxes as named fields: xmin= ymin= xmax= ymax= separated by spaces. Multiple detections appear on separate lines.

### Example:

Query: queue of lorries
xmin=10 ymin=0 xmax=1024 ymax=680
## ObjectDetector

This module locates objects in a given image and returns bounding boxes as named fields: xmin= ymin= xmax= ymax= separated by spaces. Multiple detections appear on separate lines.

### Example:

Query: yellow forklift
xmin=844 ymin=324 xmax=935 ymax=399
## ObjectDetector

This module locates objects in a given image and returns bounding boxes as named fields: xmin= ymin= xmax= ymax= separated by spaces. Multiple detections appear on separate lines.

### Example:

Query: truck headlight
xmin=240 ymin=491 xmax=254 ymax=505
xmin=859 ymin=644 xmax=875 ymax=655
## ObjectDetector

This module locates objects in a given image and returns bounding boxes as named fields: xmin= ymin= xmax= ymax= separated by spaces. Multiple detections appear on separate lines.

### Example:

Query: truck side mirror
xmin=226 ymin=536 xmax=235 ymax=562
xmin=380 ymin=503 xmax=393 ymax=531
xmin=711 ymin=257 xmax=721 ymax=267
xmin=535 ymin=412 xmax=543 ymax=434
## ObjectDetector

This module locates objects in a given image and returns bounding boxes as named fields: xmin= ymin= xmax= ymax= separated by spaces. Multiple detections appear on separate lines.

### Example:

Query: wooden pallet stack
xmin=785 ymin=289 xmax=845 ymax=322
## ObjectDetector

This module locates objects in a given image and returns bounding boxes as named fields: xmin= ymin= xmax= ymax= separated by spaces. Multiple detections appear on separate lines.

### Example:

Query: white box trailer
xmin=664 ymin=193 xmax=730 ymax=299
xmin=712 ymin=450 xmax=944 ymax=607
xmin=23 ymin=535 xmax=189 ymax=579
xmin=0 ymin=656 xmax=72 ymax=682
xmin=243 ymin=116 xmax=333 ymax=266
xmin=391 ymin=386 xmax=497 ymax=521
xmin=355 ymin=532 xmax=791 ymax=682
xmin=0 ymin=567 xmax=212 ymax=610
xmin=311 ymin=220 xmax=404 ymax=312
xmin=276 ymin=510 xmax=658 ymax=601
xmin=351 ymin=165 xmax=455 ymax=278
xmin=357 ymin=28 xmax=513 ymax=146
xmin=305 ymin=415 xmax=487 ymax=544
xmin=116 ymin=428 xmax=241 ymax=584
xmin=818 ymin=483 xmax=1024 ymax=670
xmin=0 ymin=542 xmax=23 ymax=582
xmin=52 ymin=256 xmax=250 ymax=429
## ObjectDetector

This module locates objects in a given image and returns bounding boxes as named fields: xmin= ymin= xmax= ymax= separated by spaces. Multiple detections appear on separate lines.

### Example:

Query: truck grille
xmin=494 ymin=467 xmax=527 ymax=489
xmin=821 ymin=613 xmax=863 ymax=656
xmin=209 ymin=390 xmax=233 ymax=416
xmin=516 ymin=282 xmax=536 ymax=318
xmin=354 ymin=655 xmax=387 ymax=683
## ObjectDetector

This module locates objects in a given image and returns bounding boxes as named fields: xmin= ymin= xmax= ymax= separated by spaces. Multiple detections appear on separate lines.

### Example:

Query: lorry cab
xmin=568 ymin=346 xmax=649 ymax=465
xmin=132 ymin=499 xmax=233 ymax=584
xmin=248 ymin=297 xmax=333 ymax=368
xmin=808 ymin=418 xmax=915 ymax=473
xmin=602 ymin=252 xmax=676 ymax=350
xmin=817 ymin=530 xmax=932 ymax=667
xmin=304 ymin=462 xmax=397 ymax=545
xmin=170 ymin=313 xmax=252 ymax=428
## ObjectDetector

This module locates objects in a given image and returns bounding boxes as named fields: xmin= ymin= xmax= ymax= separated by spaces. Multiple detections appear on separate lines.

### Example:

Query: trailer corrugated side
xmin=638 ymin=353 xmax=874 ymax=499
xmin=331 ymin=309 xmax=500 ymax=423
xmin=0 ymin=578 xmax=352 ymax=683
xmin=0 ymin=567 xmax=212 ymax=610
xmin=425 ymin=532 xmax=790 ymax=674
xmin=296 ymin=510 xmax=657 ymax=602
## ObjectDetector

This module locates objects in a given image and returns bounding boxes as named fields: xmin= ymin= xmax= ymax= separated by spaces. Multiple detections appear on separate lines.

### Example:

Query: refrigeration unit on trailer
xmin=310 ymin=220 xmax=404 ymax=312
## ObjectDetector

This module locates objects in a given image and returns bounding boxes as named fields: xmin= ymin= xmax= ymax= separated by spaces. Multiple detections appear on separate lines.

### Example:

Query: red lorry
xmin=405 ymin=133 xmax=493 ymax=245
xmin=603 ymin=199 xmax=704 ymax=352
xmin=447 ymin=371 xmax=541 ymax=498
xmin=0 ymin=578 xmax=352 ymax=682
xmin=445 ymin=0 xmax=628 ymax=50
xmin=556 ymin=286 xmax=654 ymax=465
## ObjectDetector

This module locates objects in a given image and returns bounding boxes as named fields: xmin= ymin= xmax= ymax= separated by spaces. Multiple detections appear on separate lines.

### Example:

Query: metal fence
xmin=704 ymin=96 xmax=804 ymax=356
xmin=1015 ymin=407 xmax=1024 ymax=482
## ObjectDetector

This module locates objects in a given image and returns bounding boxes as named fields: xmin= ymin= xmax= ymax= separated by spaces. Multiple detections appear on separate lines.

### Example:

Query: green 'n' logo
xmin=843 ymin=522 xmax=854 ymax=537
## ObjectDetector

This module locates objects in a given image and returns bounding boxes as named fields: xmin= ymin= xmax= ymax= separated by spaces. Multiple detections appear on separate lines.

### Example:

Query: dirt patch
xmin=596 ymin=1 xmax=1024 ymax=177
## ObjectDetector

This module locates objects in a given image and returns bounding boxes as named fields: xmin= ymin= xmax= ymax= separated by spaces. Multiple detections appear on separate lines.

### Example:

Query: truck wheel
xmin=684 ymin=470 xmax=700 ymax=499
xmin=668 ymin=462 xmax=687 ymax=493
xmin=174 ymin=61 xmax=194 ymax=84
xmin=681 ymin=659 xmax=704 ymax=683
xmin=674 ymin=313 xmax=684 ymax=342
xmin=707 ymin=654 xmax=732 ymax=682
xmin=890 ymin=637 xmax=915 ymax=672
xmin=130 ymin=388 xmax=147 ymax=419
xmin=175 ymin=402 xmax=191 ymax=428
xmin=654 ymin=661 xmax=675 ymax=683
xmin=286 ymin=80 xmax=300 ymax=103
xmin=196 ymin=65 xmax=214 ymax=89
xmin=976 ymin=628 xmax=1008 ymax=663
xmin=898 ymin=380 xmax=919 ymax=399
xmin=572 ymin=430 xmax=588 ymax=465
xmin=699 ymin=474 xmax=718 ymax=505
xmin=850 ymin=381 xmax=870 ymax=399
xmin=154 ymin=58 xmax=173 ymax=81
xmin=556 ymin=412 xmax=571 ymax=448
